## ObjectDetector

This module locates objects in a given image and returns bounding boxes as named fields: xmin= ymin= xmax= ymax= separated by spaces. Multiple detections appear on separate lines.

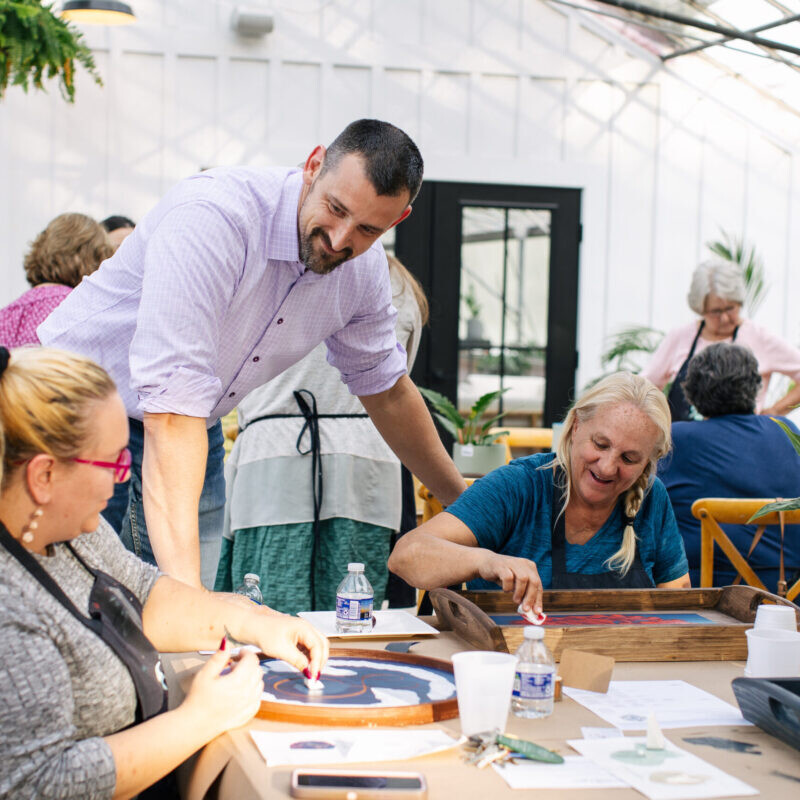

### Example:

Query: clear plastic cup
xmin=754 ymin=604 xmax=798 ymax=633
xmin=744 ymin=628 xmax=800 ymax=677
xmin=451 ymin=651 xmax=517 ymax=736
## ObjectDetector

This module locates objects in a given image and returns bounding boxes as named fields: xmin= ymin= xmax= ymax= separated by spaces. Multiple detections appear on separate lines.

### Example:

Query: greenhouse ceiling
xmin=549 ymin=0 xmax=800 ymax=110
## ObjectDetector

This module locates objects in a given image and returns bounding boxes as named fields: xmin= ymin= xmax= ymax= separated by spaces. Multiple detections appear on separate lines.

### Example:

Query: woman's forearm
xmin=388 ymin=531 xmax=488 ymax=589
xmin=142 ymin=575 xmax=274 ymax=652
xmin=763 ymin=382 xmax=800 ymax=416
xmin=106 ymin=703 xmax=219 ymax=800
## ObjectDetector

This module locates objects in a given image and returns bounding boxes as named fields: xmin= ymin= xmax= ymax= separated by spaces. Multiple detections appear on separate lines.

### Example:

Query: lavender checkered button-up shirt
xmin=38 ymin=167 xmax=407 ymax=424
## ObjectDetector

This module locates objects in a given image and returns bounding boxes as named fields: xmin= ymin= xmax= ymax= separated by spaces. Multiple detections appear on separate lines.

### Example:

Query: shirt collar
xmin=267 ymin=169 xmax=304 ymax=263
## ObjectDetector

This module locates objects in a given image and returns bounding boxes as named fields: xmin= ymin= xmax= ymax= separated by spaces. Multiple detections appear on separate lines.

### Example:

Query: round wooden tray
xmin=257 ymin=647 xmax=459 ymax=727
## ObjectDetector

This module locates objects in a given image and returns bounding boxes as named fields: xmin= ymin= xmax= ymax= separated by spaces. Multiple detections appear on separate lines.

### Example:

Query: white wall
xmin=1 ymin=0 xmax=798 ymax=389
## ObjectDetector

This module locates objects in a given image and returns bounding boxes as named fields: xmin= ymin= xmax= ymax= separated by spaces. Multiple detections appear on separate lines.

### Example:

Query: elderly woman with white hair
xmin=643 ymin=259 xmax=800 ymax=421
xmin=389 ymin=373 xmax=690 ymax=617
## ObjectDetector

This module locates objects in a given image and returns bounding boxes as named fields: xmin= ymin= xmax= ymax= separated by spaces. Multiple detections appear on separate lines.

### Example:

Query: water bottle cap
xmin=524 ymin=625 xmax=545 ymax=640
xmin=244 ymin=573 xmax=260 ymax=584
xmin=348 ymin=562 xmax=365 ymax=572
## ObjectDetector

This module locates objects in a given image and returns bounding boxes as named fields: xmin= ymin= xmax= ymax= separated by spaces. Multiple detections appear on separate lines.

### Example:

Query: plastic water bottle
xmin=335 ymin=562 xmax=374 ymax=633
xmin=511 ymin=626 xmax=555 ymax=718
xmin=234 ymin=573 xmax=263 ymax=605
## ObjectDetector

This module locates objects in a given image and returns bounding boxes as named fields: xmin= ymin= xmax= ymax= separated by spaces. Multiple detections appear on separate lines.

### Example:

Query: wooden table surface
xmin=162 ymin=626 xmax=800 ymax=800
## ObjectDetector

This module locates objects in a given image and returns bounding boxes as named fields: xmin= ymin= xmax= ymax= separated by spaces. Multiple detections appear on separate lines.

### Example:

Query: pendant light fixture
xmin=61 ymin=1 xmax=136 ymax=25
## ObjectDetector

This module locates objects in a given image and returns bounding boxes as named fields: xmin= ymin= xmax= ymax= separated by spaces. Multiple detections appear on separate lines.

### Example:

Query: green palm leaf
xmin=418 ymin=387 xmax=464 ymax=429
xmin=771 ymin=417 xmax=800 ymax=457
xmin=749 ymin=497 xmax=800 ymax=522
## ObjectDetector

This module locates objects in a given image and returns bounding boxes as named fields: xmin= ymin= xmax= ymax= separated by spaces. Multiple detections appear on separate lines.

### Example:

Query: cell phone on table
xmin=290 ymin=769 xmax=427 ymax=799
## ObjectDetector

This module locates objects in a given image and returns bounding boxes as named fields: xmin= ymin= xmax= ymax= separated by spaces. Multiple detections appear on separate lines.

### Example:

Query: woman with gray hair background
xmin=643 ymin=259 xmax=800 ymax=420
xmin=658 ymin=342 xmax=800 ymax=592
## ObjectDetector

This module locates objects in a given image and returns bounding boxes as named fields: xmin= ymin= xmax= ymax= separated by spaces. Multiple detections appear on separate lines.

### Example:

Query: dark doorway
xmin=394 ymin=181 xmax=581 ymax=428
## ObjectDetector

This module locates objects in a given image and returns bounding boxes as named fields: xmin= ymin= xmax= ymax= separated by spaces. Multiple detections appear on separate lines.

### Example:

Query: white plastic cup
xmin=451 ymin=651 xmax=517 ymax=736
xmin=754 ymin=604 xmax=798 ymax=633
xmin=744 ymin=628 xmax=800 ymax=677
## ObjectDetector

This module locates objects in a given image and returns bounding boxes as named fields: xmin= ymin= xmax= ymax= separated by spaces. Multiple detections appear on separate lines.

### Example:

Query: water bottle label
xmin=513 ymin=670 xmax=554 ymax=700
xmin=336 ymin=595 xmax=373 ymax=621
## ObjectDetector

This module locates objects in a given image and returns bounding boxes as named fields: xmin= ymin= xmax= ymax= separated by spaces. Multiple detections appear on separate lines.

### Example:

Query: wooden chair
xmin=490 ymin=426 xmax=553 ymax=463
xmin=417 ymin=479 xmax=475 ymax=522
xmin=690 ymin=498 xmax=800 ymax=602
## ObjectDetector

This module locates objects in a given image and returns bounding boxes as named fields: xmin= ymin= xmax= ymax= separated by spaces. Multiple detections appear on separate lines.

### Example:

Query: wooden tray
xmin=430 ymin=586 xmax=800 ymax=662
xmin=256 ymin=647 xmax=459 ymax=727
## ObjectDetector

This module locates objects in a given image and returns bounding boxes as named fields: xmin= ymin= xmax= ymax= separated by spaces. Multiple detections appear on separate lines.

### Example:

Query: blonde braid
xmin=605 ymin=472 xmax=647 ymax=575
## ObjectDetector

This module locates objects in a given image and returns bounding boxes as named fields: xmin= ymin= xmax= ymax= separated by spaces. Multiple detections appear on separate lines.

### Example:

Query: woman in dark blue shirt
xmin=389 ymin=373 xmax=689 ymax=616
xmin=658 ymin=342 xmax=800 ymax=592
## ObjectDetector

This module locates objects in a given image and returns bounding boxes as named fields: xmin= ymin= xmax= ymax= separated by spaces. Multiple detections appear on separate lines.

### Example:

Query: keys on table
xmin=463 ymin=730 xmax=564 ymax=768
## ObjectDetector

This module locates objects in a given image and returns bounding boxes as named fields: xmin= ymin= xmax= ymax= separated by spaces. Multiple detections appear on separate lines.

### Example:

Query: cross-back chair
xmin=691 ymin=497 xmax=800 ymax=602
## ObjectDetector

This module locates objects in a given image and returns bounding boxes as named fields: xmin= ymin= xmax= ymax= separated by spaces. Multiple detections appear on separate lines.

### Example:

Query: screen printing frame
xmin=430 ymin=586 xmax=800 ymax=661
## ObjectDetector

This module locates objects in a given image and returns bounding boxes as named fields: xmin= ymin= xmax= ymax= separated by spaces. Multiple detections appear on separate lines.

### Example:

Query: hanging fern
xmin=0 ymin=0 xmax=102 ymax=103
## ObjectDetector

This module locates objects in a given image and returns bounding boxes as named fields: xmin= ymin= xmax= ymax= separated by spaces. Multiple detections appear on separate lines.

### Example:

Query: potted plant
xmin=419 ymin=386 xmax=508 ymax=477
xmin=0 ymin=0 xmax=102 ymax=103
xmin=462 ymin=284 xmax=484 ymax=341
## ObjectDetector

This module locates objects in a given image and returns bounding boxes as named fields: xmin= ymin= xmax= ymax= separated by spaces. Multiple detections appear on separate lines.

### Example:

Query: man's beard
xmin=299 ymin=227 xmax=353 ymax=275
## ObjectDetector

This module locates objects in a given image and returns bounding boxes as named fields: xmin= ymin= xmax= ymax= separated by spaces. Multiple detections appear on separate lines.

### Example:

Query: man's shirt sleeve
xmin=130 ymin=201 xmax=246 ymax=418
xmin=325 ymin=249 xmax=408 ymax=397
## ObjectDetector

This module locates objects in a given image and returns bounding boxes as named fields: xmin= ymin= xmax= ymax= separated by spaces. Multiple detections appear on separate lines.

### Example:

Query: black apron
xmin=0 ymin=521 xmax=168 ymax=722
xmin=241 ymin=389 xmax=368 ymax=604
xmin=666 ymin=321 xmax=739 ymax=422
xmin=550 ymin=472 xmax=654 ymax=589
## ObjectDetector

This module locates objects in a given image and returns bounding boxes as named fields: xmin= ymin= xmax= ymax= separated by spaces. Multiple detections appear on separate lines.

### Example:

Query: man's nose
xmin=328 ymin=221 xmax=353 ymax=252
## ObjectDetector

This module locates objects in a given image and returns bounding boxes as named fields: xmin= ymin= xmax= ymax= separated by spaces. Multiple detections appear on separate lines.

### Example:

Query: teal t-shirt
xmin=447 ymin=453 xmax=688 ymax=589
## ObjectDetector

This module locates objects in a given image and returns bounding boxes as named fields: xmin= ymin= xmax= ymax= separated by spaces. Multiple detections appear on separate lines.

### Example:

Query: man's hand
xmin=478 ymin=552 xmax=544 ymax=616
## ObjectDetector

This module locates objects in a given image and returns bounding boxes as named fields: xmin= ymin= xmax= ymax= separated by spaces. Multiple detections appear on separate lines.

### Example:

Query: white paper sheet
xmin=250 ymin=729 xmax=460 ymax=767
xmin=568 ymin=737 xmax=759 ymax=799
xmin=492 ymin=755 xmax=628 ymax=789
xmin=564 ymin=681 xmax=751 ymax=730
xmin=581 ymin=726 xmax=626 ymax=739
xmin=298 ymin=610 xmax=439 ymax=638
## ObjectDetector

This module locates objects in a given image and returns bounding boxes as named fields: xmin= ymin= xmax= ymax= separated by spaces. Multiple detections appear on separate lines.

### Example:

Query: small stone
xmin=304 ymin=675 xmax=325 ymax=692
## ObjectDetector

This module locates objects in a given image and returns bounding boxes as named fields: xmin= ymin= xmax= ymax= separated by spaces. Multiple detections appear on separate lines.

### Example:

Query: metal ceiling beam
xmin=663 ymin=12 xmax=800 ymax=61
xmin=548 ymin=0 xmax=710 ymax=42
xmin=589 ymin=0 xmax=800 ymax=58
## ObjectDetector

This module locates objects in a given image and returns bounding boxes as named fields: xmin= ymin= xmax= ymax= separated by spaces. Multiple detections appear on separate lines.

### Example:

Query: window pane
xmin=458 ymin=205 xmax=551 ymax=428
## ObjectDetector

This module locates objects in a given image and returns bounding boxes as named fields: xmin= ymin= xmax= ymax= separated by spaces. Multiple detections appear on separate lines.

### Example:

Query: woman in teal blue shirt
xmin=389 ymin=373 xmax=690 ymax=616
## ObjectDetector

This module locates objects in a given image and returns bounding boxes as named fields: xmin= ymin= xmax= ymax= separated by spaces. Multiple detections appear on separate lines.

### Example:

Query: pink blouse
xmin=0 ymin=284 xmax=72 ymax=348
xmin=641 ymin=319 xmax=800 ymax=411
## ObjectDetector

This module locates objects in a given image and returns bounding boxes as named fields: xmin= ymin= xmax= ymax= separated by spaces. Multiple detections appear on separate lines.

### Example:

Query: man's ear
xmin=388 ymin=205 xmax=412 ymax=230
xmin=25 ymin=454 xmax=56 ymax=507
xmin=302 ymin=145 xmax=326 ymax=186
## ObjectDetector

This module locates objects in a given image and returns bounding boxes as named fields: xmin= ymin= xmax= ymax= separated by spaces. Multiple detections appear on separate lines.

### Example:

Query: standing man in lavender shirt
xmin=39 ymin=120 xmax=467 ymax=589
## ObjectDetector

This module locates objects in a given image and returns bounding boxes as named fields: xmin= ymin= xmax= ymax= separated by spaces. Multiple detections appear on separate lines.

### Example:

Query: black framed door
xmin=395 ymin=181 xmax=581 ymax=428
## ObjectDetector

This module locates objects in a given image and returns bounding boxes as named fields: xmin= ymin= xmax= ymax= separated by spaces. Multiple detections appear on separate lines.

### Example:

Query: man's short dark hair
xmin=101 ymin=215 xmax=135 ymax=232
xmin=683 ymin=342 xmax=761 ymax=418
xmin=322 ymin=119 xmax=423 ymax=203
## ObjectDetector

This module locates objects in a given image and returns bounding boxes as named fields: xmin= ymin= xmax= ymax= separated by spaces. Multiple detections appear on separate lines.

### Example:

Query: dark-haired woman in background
xmin=0 ymin=213 xmax=112 ymax=348
xmin=659 ymin=342 xmax=800 ymax=591
xmin=101 ymin=215 xmax=135 ymax=251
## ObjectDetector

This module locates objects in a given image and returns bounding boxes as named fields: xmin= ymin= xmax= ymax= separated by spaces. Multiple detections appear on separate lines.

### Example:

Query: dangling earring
xmin=21 ymin=508 xmax=43 ymax=544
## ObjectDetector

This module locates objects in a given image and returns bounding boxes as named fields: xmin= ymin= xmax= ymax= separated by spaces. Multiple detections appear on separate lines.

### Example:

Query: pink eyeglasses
xmin=73 ymin=447 xmax=132 ymax=483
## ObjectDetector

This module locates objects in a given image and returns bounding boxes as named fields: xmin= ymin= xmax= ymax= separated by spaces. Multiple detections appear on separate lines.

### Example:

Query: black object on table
xmin=732 ymin=677 xmax=800 ymax=752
